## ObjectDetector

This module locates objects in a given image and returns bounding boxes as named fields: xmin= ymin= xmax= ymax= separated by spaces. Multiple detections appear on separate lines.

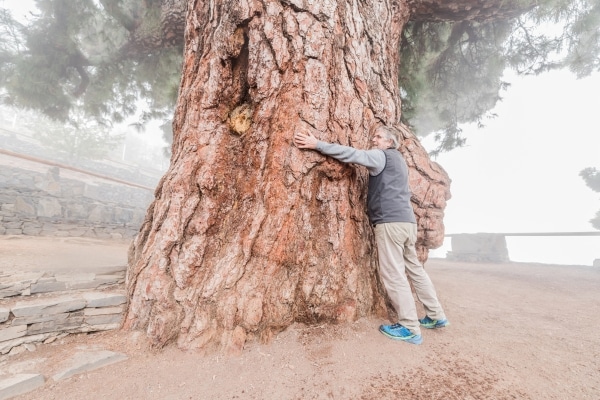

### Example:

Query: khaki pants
xmin=374 ymin=222 xmax=446 ymax=335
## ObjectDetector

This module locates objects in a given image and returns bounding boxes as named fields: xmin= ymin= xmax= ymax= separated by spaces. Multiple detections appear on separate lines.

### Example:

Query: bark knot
xmin=228 ymin=103 xmax=253 ymax=135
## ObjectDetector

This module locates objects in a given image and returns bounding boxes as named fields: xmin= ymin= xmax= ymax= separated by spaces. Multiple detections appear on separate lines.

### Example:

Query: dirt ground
xmin=0 ymin=235 xmax=130 ymax=273
xmin=2 ymin=236 xmax=599 ymax=399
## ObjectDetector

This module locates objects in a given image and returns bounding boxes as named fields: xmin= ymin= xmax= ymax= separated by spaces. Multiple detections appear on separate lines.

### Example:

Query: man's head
xmin=370 ymin=126 xmax=399 ymax=150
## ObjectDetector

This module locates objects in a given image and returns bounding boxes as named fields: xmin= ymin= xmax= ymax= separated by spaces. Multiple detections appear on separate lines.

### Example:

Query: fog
xmin=423 ymin=68 xmax=600 ymax=266
xmin=0 ymin=106 xmax=169 ymax=175
xmin=1 ymin=0 xmax=170 ymax=174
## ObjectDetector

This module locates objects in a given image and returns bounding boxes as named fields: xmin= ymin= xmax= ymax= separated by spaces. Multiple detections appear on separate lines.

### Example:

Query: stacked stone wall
xmin=0 ymin=266 xmax=126 ymax=355
xmin=0 ymin=164 xmax=154 ymax=238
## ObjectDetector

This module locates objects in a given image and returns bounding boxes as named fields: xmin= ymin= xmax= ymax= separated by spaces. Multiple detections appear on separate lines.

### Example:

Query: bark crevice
xmin=125 ymin=0 xmax=451 ymax=353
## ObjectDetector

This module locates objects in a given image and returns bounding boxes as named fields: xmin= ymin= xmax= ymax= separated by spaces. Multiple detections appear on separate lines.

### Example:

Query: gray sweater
xmin=315 ymin=141 xmax=416 ymax=225
xmin=315 ymin=141 xmax=385 ymax=176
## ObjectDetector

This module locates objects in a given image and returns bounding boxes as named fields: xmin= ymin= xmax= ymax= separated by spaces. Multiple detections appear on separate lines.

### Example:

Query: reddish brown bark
xmin=124 ymin=0 xmax=451 ymax=353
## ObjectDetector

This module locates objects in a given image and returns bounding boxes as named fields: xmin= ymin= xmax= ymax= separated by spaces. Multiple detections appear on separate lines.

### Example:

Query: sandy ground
xmin=0 ymin=235 xmax=130 ymax=273
xmin=2 ymin=237 xmax=600 ymax=399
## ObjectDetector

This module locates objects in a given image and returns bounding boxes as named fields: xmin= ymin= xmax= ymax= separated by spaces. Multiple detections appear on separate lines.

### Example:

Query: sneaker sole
xmin=378 ymin=327 xmax=423 ymax=345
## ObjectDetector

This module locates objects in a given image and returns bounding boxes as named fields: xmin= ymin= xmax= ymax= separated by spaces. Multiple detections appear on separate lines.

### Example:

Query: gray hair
xmin=373 ymin=126 xmax=399 ymax=149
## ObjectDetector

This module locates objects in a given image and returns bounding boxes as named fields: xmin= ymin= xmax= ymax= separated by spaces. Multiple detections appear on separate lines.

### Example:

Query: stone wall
xmin=446 ymin=233 xmax=510 ymax=263
xmin=0 ymin=163 xmax=154 ymax=239
xmin=0 ymin=266 xmax=126 ymax=355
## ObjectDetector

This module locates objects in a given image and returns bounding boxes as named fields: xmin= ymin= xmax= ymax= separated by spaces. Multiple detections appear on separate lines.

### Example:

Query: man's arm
xmin=294 ymin=131 xmax=385 ymax=175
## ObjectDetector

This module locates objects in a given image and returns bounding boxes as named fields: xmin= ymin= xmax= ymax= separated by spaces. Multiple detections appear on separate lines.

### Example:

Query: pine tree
xmin=580 ymin=168 xmax=600 ymax=229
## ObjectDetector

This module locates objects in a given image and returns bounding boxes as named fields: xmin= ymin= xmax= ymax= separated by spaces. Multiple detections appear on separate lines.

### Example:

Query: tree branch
xmin=98 ymin=0 xmax=138 ymax=31
xmin=408 ymin=0 xmax=539 ymax=22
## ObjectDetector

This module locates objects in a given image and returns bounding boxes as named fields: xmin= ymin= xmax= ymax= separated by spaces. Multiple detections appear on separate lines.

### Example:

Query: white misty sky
xmin=2 ymin=0 xmax=35 ymax=22
xmin=421 ymin=69 xmax=600 ymax=265
xmin=421 ymin=68 xmax=600 ymax=235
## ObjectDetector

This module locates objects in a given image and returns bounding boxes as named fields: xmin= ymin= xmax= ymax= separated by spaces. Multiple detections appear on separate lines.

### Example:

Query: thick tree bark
xmin=124 ymin=0 xmax=450 ymax=353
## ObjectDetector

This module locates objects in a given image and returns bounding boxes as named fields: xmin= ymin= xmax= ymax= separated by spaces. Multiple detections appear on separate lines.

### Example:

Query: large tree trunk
xmin=124 ymin=0 xmax=450 ymax=353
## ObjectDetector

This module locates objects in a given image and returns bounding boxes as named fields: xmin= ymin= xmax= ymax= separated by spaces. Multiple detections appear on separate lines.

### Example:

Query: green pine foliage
xmin=399 ymin=0 xmax=599 ymax=155
xmin=400 ymin=20 xmax=512 ymax=156
xmin=0 ymin=0 xmax=182 ymax=126
xmin=580 ymin=168 xmax=600 ymax=230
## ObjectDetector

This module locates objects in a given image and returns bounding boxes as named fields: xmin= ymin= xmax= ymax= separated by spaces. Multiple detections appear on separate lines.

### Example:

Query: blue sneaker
xmin=379 ymin=323 xmax=423 ymax=345
xmin=419 ymin=316 xmax=449 ymax=329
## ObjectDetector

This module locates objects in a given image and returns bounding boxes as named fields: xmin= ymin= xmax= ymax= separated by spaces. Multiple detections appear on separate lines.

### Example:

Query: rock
xmin=30 ymin=280 xmax=67 ymax=294
xmin=37 ymin=198 xmax=62 ymax=218
xmin=0 ymin=326 xmax=27 ymax=342
xmin=27 ymin=315 xmax=84 ymax=335
xmin=52 ymin=350 xmax=128 ymax=381
xmin=12 ymin=311 xmax=70 ymax=326
xmin=79 ymin=323 xmax=120 ymax=332
xmin=11 ymin=296 xmax=86 ymax=317
xmin=0 ymin=309 xmax=9 ymax=323
xmin=0 ymin=333 xmax=55 ymax=355
xmin=82 ymin=292 xmax=126 ymax=308
xmin=24 ymin=343 xmax=36 ymax=352
xmin=84 ymin=306 xmax=124 ymax=316
xmin=14 ymin=197 xmax=35 ymax=216
xmin=43 ymin=335 xmax=59 ymax=344
xmin=84 ymin=314 xmax=122 ymax=326
xmin=0 ymin=374 xmax=45 ymax=400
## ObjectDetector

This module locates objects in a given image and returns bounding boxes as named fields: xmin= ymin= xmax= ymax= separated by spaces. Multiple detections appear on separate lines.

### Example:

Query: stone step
xmin=0 ymin=374 xmax=45 ymax=400
xmin=0 ymin=268 xmax=125 ymax=299
xmin=0 ymin=349 xmax=127 ymax=399
xmin=52 ymin=350 xmax=128 ymax=381
xmin=1 ymin=292 xmax=126 ymax=355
